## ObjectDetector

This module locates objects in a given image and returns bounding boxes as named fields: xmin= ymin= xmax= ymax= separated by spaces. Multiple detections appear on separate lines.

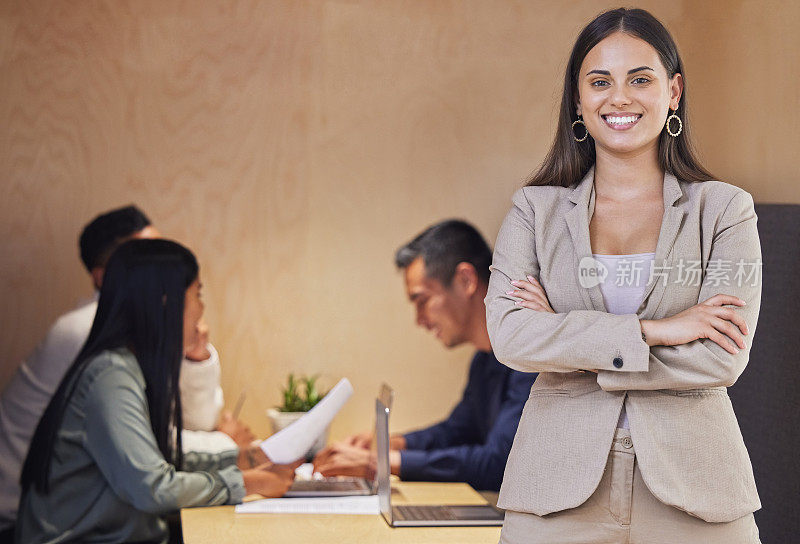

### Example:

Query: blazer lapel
xmin=638 ymin=172 xmax=684 ymax=318
xmin=564 ymin=167 xmax=685 ymax=317
xmin=566 ymin=167 xmax=605 ymax=312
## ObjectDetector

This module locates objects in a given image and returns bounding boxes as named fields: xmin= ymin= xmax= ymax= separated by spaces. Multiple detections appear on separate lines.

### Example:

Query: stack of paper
xmin=235 ymin=495 xmax=380 ymax=515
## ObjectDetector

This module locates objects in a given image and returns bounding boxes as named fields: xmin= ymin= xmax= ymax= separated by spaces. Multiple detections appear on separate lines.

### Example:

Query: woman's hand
xmin=242 ymin=460 xmax=302 ymax=497
xmin=507 ymin=276 xmax=555 ymax=313
xmin=217 ymin=411 xmax=256 ymax=448
xmin=237 ymin=443 xmax=270 ymax=470
xmin=641 ymin=294 xmax=749 ymax=354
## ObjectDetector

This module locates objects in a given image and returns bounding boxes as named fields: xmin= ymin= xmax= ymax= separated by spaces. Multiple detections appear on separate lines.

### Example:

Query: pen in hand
xmin=232 ymin=389 xmax=247 ymax=420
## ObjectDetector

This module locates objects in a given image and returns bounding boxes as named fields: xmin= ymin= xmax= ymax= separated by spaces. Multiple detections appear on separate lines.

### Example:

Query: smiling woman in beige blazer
xmin=486 ymin=8 xmax=762 ymax=544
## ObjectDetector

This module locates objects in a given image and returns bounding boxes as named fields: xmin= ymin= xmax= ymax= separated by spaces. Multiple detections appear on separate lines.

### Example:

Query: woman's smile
xmin=601 ymin=112 xmax=642 ymax=130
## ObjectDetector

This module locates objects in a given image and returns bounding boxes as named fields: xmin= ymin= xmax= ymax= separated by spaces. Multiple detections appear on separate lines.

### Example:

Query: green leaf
xmin=277 ymin=373 xmax=331 ymax=412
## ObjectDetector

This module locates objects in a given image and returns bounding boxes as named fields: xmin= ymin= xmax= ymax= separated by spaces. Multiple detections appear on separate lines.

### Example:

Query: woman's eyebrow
xmin=585 ymin=66 xmax=655 ymax=76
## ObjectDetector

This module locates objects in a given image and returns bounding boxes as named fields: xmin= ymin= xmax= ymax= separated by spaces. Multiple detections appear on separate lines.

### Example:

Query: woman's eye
xmin=591 ymin=80 xmax=609 ymax=87
xmin=632 ymin=77 xmax=651 ymax=84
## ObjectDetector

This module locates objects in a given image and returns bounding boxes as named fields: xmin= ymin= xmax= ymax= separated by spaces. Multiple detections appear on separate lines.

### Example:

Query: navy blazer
xmin=399 ymin=351 xmax=537 ymax=491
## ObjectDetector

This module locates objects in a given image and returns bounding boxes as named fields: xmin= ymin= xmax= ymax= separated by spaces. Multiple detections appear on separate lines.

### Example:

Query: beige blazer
xmin=485 ymin=167 xmax=761 ymax=523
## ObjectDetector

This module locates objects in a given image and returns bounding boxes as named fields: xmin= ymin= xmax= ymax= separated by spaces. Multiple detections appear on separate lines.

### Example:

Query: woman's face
xmin=576 ymin=31 xmax=682 ymax=157
xmin=183 ymin=278 xmax=205 ymax=354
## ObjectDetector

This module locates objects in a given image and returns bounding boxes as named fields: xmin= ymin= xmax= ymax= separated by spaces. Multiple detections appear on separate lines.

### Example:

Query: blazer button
xmin=613 ymin=357 xmax=624 ymax=368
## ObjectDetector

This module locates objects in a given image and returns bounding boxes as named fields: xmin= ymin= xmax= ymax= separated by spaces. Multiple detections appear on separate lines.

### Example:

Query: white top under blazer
xmin=592 ymin=252 xmax=656 ymax=429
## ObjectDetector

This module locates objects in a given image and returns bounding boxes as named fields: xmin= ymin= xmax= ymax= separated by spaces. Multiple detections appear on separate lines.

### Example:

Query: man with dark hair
xmin=0 ymin=205 xmax=253 ymax=535
xmin=78 ymin=205 xmax=157 ymax=289
xmin=313 ymin=220 xmax=537 ymax=493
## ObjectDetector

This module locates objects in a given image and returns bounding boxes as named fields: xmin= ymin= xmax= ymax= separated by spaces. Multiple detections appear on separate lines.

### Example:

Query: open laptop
xmin=284 ymin=383 xmax=394 ymax=498
xmin=375 ymin=392 xmax=505 ymax=527
xmin=284 ymin=477 xmax=372 ymax=498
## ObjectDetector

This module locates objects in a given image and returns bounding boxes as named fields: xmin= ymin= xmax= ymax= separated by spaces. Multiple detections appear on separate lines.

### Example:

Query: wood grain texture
xmin=677 ymin=0 xmax=800 ymax=202
xmin=1 ymin=1 xmax=798 ymax=441
xmin=181 ymin=481 xmax=499 ymax=544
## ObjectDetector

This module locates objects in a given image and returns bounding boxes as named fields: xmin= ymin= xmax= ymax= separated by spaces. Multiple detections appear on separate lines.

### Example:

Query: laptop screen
xmin=375 ymin=397 xmax=393 ymax=523
xmin=378 ymin=383 xmax=394 ymax=412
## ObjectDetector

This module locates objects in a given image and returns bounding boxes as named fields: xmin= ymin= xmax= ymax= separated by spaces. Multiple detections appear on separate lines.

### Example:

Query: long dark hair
xmin=21 ymin=238 xmax=199 ymax=492
xmin=528 ymin=7 xmax=713 ymax=188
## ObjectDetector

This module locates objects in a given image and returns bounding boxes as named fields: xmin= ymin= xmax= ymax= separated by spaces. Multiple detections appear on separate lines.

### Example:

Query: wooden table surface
xmin=181 ymin=481 xmax=502 ymax=543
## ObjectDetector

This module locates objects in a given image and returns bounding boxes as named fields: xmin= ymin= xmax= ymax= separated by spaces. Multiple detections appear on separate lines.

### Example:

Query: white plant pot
xmin=266 ymin=408 xmax=330 ymax=460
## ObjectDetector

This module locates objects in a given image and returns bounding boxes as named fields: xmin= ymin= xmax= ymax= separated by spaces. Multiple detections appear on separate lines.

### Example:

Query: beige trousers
xmin=499 ymin=428 xmax=761 ymax=544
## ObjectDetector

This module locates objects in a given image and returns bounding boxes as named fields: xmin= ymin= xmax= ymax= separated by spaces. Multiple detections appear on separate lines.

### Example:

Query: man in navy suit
xmin=313 ymin=220 xmax=537 ymax=492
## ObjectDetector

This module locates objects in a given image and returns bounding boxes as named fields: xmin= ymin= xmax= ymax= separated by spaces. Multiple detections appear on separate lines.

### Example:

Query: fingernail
xmin=510 ymin=280 xmax=519 ymax=286
xmin=734 ymin=348 xmax=740 ymax=354
xmin=527 ymin=275 xmax=536 ymax=283
xmin=506 ymin=291 xmax=514 ymax=295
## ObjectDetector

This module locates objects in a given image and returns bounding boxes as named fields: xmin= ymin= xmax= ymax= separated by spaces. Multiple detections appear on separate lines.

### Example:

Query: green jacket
xmin=16 ymin=347 xmax=245 ymax=543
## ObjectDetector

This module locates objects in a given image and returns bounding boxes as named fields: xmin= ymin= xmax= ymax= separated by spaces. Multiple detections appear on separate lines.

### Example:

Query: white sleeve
xmin=181 ymin=429 xmax=238 ymax=454
xmin=179 ymin=343 xmax=225 ymax=432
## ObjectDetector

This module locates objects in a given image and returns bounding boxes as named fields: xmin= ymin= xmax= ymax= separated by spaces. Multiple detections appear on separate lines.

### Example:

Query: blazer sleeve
xmin=596 ymin=190 xmax=762 ymax=391
xmin=486 ymin=188 xmax=650 ymax=374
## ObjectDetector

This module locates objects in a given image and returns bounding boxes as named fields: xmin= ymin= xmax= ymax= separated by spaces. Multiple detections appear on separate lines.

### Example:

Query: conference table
xmin=181 ymin=481 xmax=503 ymax=543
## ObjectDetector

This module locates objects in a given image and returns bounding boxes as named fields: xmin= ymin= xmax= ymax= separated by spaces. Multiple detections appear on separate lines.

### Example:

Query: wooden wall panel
xmin=1 ymin=0 xmax=798 ymax=441
xmin=676 ymin=0 xmax=800 ymax=201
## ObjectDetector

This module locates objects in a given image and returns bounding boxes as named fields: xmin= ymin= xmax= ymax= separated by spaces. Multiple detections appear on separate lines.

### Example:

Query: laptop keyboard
xmin=393 ymin=505 xmax=457 ymax=521
xmin=290 ymin=480 xmax=365 ymax=492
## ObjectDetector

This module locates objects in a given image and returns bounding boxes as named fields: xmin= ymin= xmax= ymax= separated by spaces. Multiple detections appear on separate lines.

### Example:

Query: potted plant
xmin=267 ymin=374 xmax=330 ymax=458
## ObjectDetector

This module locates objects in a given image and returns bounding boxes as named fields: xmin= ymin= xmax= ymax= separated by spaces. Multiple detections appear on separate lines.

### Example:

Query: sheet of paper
xmin=261 ymin=378 xmax=353 ymax=463
xmin=235 ymin=495 xmax=380 ymax=515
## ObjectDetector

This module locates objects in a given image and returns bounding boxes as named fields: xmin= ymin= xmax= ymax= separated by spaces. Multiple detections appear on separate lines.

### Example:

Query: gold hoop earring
xmin=666 ymin=111 xmax=682 ymax=137
xmin=572 ymin=116 xmax=589 ymax=142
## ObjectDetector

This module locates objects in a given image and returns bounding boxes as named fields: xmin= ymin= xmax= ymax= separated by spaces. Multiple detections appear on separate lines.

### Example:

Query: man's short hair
xmin=79 ymin=205 xmax=151 ymax=271
xmin=395 ymin=219 xmax=492 ymax=286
